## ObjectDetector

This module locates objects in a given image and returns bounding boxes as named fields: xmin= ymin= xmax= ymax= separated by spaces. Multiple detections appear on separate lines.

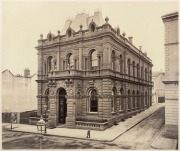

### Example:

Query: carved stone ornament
xmin=69 ymin=89 xmax=73 ymax=95
xmin=50 ymin=90 xmax=54 ymax=95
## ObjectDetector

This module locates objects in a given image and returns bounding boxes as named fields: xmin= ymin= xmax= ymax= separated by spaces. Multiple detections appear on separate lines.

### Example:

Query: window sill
xmin=87 ymin=112 xmax=98 ymax=115
xmin=111 ymin=112 xmax=116 ymax=115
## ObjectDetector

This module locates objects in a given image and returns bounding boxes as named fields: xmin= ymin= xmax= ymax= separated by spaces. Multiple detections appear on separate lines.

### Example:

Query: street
xmin=2 ymin=107 xmax=165 ymax=149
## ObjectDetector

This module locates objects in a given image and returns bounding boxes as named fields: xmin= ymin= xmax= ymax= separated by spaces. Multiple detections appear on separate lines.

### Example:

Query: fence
xmin=2 ymin=110 xmax=38 ymax=124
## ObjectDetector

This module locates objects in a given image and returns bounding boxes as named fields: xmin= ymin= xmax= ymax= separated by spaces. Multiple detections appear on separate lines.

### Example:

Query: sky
xmin=2 ymin=1 xmax=179 ymax=75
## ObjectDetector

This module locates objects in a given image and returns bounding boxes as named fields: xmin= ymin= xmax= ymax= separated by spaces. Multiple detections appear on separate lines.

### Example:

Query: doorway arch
xmin=58 ymin=88 xmax=67 ymax=124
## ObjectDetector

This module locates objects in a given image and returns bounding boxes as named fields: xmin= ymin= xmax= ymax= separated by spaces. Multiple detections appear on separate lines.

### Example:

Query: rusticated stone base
xmin=65 ymin=117 xmax=76 ymax=128
xmin=48 ymin=115 xmax=57 ymax=128
xmin=165 ymin=124 xmax=178 ymax=139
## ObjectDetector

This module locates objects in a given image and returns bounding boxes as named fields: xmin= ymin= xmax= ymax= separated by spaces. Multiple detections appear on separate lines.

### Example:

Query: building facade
xmin=36 ymin=12 xmax=153 ymax=130
xmin=2 ymin=68 xmax=37 ymax=112
xmin=162 ymin=12 xmax=178 ymax=138
xmin=152 ymin=71 xmax=165 ymax=103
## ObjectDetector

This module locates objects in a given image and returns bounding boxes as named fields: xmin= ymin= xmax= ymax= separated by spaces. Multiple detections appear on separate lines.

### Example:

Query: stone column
xmin=48 ymin=94 xmax=57 ymax=128
xmin=57 ymin=51 xmax=60 ymax=71
xmin=102 ymin=79 xmax=112 ymax=118
xmin=79 ymin=47 xmax=83 ymax=70
xmin=65 ymin=96 xmax=76 ymax=128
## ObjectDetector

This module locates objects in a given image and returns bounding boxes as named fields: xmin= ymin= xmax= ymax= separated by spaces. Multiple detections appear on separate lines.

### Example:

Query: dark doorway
xmin=59 ymin=88 xmax=67 ymax=124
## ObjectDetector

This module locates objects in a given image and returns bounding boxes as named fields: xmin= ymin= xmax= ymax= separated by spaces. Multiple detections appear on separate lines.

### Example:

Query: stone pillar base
xmin=48 ymin=115 xmax=57 ymax=128
xmin=165 ymin=124 xmax=178 ymax=139
xmin=66 ymin=117 xmax=75 ymax=128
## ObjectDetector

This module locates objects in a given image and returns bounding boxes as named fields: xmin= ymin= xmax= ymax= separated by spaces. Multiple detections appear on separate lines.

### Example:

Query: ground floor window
xmin=90 ymin=89 xmax=98 ymax=112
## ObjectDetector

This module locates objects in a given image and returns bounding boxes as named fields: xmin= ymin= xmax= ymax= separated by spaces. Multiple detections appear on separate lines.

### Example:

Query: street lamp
xmin=43 ymin=104 xmax=48 ymax=133
xmin=37 ymin=115 xmax=46 ymax=149
xmin=10 ymin=112 xmax=16 ymax=130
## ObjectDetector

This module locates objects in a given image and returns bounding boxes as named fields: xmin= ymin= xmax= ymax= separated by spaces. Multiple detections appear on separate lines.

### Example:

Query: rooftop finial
xmin=105 ymin=16 xmax=109 ymax=23
xmin=122 ymin=32 xmax=126 ymax=37
xmin=40 ymin=34 xmax=43 ymax=39
xmin=80 ymin=24 xmax=83 ymax=29
xmin=57 ymin=30 xmax=60 ymax=35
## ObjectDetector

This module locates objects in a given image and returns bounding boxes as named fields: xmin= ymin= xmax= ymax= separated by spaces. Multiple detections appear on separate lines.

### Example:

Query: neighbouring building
xmin=162 ymin=12 xmax=178 ymax=138
xmin=152 ymin=71 xmax=165 ymax=103
xmin=2 ymin=68 xmax=37 ymax=112
xmin=36 ymin=11 xmax=153 ymax=130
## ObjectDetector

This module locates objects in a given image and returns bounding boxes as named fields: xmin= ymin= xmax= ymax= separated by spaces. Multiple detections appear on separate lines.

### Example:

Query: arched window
xmin=119 ymin=54 xmax=123 ymax=73
xmin=137 ymin=91 xmax=140 ymax=108
xmin=141 ymin=66 xmax=143 ymax=79
xmin=48 ymin=34 xmax=52 ymax=41
xmin=132 ymin=61 xmax=135 ymax=77
xmin=141 ymin=92 xmax=144 ymax=108
xmin=128 ymin=90 xmax=131 ymax=110
xmin=127 ymin=59 xmax=131 ymax=76
xmin=137 ymin=63 xmax=139 ymax=78
xmin=111 ymin=51 xmax=115 ymax=70
xmin=145 ymin=68 xmax=147 ymax=81
xmin=145 ymin=91 xmax=147 ymax=106
xmin=119 ymin=88 xmax=124 ymax=111
xmin=45 ymin=89 xmax=50 ymax=110
xmin=90 ymin=89 xmax=98 ymax=112
xmin=90 ymin=24 xmax=95 ymax=32
xmin=90 ymin=50 xmax=98 ymax=70
xmin=149 ymin=70 xmax=152 ymax=81
xmin=67 ymin=53 xmax=74 ymax=69
xmin=68 ymin=29 xmax=72 ymax=37
xmin=47 ymin=56 xmax=53 ymax=72
xmin=76 ymin=92 xmax=81 ymax=116
xmin=112 ymin=87 xmax=117 ymax=112
xmin=132 ymin=90 xmax=135 ymax=109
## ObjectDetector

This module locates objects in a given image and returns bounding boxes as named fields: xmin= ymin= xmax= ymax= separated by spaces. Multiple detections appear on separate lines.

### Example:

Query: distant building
xmin=162 ymin=12 xmax=178 ymax=138
xmin=152 ymin=71 xmax=165 ymax=103
xmin=2 ymin=69 xmax=37 ymax=112
xmin=36 ymin=11 xmax=153 ymax=130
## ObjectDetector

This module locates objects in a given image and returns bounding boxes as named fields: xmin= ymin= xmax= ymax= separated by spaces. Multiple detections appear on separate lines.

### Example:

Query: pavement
xmin=2 ymin=103 xmax=178 ymax=149
xmin=150 ymin=125 xmax=178 ymax=150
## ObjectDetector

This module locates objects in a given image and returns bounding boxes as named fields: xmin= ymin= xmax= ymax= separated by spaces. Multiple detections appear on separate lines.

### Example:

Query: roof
xmin=61 ymin=11 xmax=104 ymax=35
xmin=2 ymin=69 xmax=37 ymax=78
xmin=152 ymin=71 xmax=165 ymax=77
xmin=162 ymin=12 xmax=178 ymax=19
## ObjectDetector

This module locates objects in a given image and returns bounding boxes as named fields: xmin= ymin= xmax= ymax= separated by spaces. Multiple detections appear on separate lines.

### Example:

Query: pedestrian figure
xmin=87 ymin=129 xmax=90 ymax=138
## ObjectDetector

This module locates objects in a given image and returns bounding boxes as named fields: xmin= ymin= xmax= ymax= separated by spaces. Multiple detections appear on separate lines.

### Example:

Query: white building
xmin=162 ymin=12 xmax=178 ymax=138
xmin=2 ymin=68 xmax=37 ymax=112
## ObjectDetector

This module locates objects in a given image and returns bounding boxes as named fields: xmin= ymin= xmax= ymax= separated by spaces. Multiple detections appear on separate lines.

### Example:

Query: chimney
xmin=139 ymin=46 xmax=142 ymax=51
xmin=24 ymin=68 xmax=30 ymax=77
xmin=128 ymin=37 xmax=133 ymax=44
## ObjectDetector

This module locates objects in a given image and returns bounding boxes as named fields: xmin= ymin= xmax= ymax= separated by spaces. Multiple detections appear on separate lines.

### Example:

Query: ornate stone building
xmin=162 ymin=12 xmax=178 ymax=138
xmin=35 ymin=12 xmax=153 ymax=130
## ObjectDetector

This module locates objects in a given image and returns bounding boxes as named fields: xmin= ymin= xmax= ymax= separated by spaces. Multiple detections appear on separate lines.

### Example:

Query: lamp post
xmin=37 ymin=115 xmax=45 ymax=149
xmin=10 ymin=112 xmax=16 ymax=130
xmin=43 ymin=104 xmax=48 ymax=133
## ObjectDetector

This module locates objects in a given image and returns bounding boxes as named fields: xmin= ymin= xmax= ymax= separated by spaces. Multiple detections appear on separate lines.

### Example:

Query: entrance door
xmin=59 ymin=88 xmax=67 ymax=124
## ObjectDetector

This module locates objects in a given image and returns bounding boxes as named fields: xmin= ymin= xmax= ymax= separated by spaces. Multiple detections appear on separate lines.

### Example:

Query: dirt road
xmin=114 ymin=107 xmax=165 ymax=149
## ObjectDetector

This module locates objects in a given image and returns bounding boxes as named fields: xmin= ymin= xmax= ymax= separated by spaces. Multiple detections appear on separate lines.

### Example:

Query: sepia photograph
xmin=1 ymin=0 xmax=179 ymax=150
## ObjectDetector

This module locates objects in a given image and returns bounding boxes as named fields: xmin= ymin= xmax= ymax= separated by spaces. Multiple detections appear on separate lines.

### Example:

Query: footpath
xmin=3 ymin=103 xmax=178 ymax=149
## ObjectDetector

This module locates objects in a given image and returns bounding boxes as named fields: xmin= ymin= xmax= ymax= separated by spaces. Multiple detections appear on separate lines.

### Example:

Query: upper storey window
xmin=137 ymin=63 xmax=139 ymax=78
xmin=67 ymin=53 xmax=74 ymax=69
xmin=119 ymin=54 xmax=123 ymax=73
xmin=132 ymin=61 xmax=135 ymax=77
xmin=127 ymin=59 xmax=131 ymax=76
xmin=68 ymin=29 xmax=72 ymax=37
xmin=47 ymin=56 xmax=53 ymax=72
xmin=90 ymin=50 xmax=98 ymax=70
xmin=66 ymin=28 xmax=74 ymax=37
xmin=89 ymin=22 xmax=96 ymax=33
xmin=91 ymin=24 xmax=95 ymax=32
xmin=111 ymin=51 xmax=115 ymax=70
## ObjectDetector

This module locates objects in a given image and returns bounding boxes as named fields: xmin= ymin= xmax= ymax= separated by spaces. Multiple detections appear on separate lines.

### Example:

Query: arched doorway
xmin=58 ymin=88 xmax=67 ymax=124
